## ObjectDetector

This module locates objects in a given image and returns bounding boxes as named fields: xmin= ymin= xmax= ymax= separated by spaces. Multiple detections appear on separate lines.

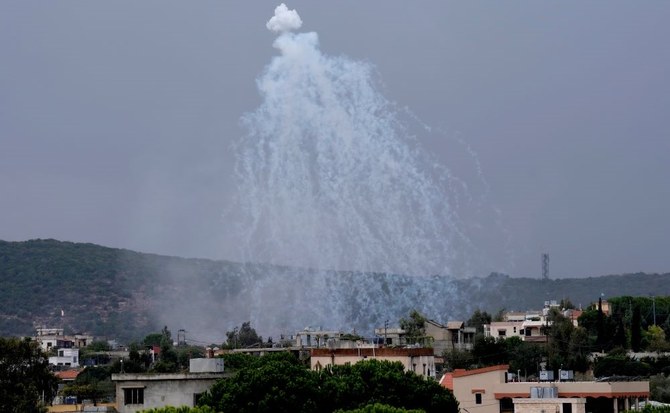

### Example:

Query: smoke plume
xmin=266 ymin=3 xmax=302 ymax=33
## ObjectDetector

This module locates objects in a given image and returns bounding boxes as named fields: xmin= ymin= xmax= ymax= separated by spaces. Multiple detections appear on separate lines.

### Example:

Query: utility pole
xmin=384 ymin=320 xmax=389 ymax=346
xmin=653 ymin=296 xmax=657 ymax=326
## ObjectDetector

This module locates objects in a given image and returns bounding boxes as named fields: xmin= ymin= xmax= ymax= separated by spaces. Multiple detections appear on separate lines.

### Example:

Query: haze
xmin=1 ymin=1 xmax=668 ymax=279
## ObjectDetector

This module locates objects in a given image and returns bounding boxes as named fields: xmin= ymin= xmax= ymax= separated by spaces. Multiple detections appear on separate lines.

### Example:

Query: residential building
xmin=34 ymin=327 xmax=93 ymax=352
xmin=112 ymin=358 xmax=227 ymax=413
xmin=373 ymin=320 xmax=475 ymax=354
xmin=295 ymin=328 xmax=360 ymax=349
xmin=486 ymin=321 xmax=525 ymax=340
xmin=49 ymin=348 xmax=80 ymax=368
xmin=440 ymin=364 xmax=649 ymax=413
xmin=311 ymin=347 xmax=436 ymax=379
xmin=373 ymin=327 xmax=406 ymax=346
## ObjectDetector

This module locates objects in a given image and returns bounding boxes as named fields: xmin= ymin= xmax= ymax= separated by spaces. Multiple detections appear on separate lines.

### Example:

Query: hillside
xmin=1 ymin=239 xmax=668 ymax=343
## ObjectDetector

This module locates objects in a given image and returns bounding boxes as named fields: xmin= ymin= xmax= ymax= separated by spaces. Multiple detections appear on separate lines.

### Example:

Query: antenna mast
xmin=542 ymin=253 xmax=549 ymax=280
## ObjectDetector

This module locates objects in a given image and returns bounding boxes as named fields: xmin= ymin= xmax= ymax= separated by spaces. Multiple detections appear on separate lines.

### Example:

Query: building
xmin=295 ymin=328 xmax=360 ymax=349
xmin=311 ymin=347 xmax=436 ymax=379
xmin=440 ymin=364 xmax=649 ymax=413
xmin=427 ymin=320 xmax=475 ymax=354
xmin=49 ymin=348 xmax=80 ymax=368
xmin=111 ymin=358 xmax=227 ymax=413
xmin=373 ymin=319 xmax=475 ymax=354
xmin=34 ymin=327 xmax=94 ymax=352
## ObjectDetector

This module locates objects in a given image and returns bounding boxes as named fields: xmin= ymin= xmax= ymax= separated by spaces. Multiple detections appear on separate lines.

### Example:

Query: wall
xmin=514 ymin=398 xmax=586 ymax=413
xmin=112 ymin=373 xmax=225 ymax=413
xmin=311 ymin=348 xmax=436 ymax=378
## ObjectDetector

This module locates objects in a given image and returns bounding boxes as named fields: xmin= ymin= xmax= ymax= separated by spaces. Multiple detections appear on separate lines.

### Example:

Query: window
xmin=475 ymin=393 xmax=482 ymax=404
xmin=124 ymin=388 xmax=144 ymax=405
xmin=563 ymin=403 xmax=572 ymax=413
xmin=498 ymin=330 xmax=506 ymax=336
xmin=194 ymin=393 xmax=203 ymax=405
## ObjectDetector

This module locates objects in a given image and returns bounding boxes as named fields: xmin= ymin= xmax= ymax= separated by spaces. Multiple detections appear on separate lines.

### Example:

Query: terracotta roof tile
xmin=452 ymin=364 xmax=509 ymax=378
xmin=55 ymin=369 xmax=81 ymax=380
xmin=440 ymin=372 xmax=454 ymax=390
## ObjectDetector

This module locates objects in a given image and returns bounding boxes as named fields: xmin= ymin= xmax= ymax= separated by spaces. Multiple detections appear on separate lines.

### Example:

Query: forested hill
xmin=1 ymin=239 xmax=669 ymax=343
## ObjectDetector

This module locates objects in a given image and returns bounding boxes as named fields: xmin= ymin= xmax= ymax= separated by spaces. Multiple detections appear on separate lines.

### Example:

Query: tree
xmin=632 ymin=305 xmax=642 ymax=352
xmin=200 ymin=352 xmax=319 ymax=413
xmin=335 ymin=403 xmax=425 ymax=413
xmin=87 ymin=341 xmax=111 ymax=352
xmin=466 ymin=309 xmax=492 ymax=336
xmin=506 ymin=337 xmax=544 ymax=378
xmin=650 ymin=374 xmax=670 ymax=403
xmin=142 ymin=327 xmax=184 ymax=373
xmin=199 ymin=353 xmax=458 ymax=413
xmin=62 ymin=366 xmax=114 ymax=405
xmin=224 ymin=321 xmax=262 ymax=349
xmin=0 ymin=337 xmax=58 ymax=413
xmin=472 ymin=336 xmax=507 ymax=367
xmin=443 ymin=348 xmax=475 ymax=371
xmin=140 ymin=407 xmax=217 ymax=413
xmin=647 ymin=325 xmax=670 ymax=353
xmin=593 ymin=354 xmax=650 ymax=378
xmin=143 ymin=332 xmax=165 ymax=348
xmin=318 ymin=359 xmax=457 ymax=413
xmin=399 ymin=310 xmax=427 ymax=345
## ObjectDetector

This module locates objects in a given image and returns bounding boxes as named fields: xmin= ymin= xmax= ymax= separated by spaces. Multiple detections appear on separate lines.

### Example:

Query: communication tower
xmin=177 ymin=329 xmax=186 ymax=346
xmin=542 ymin=253 xmax=549 ymax=280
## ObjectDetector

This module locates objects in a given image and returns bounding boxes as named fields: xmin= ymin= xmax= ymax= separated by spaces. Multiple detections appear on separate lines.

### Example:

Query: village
xmin=25 ymin=297 xmax=664 ymax=413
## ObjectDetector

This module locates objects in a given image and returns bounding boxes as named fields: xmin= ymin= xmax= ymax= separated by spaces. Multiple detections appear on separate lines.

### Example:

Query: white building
xmin=111 ymin=358 xmax=227 ymax=413
xmin=49 ymin=348 xmax=80 ymax=368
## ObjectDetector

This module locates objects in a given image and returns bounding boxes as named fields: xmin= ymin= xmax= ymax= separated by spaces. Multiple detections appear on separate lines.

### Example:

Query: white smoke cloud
xmin=266 ymin=3 xmax=302 ymax=33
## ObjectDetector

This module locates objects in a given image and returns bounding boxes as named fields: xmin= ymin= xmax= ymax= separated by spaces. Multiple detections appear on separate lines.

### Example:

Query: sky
xmin=1 ymin=1 xmax=669 ymax=279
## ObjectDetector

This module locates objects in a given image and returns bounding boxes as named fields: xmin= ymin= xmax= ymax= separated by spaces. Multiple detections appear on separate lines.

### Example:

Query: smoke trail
xmin=214 ymin=5 xmax=499 ymax=335
xmin=227 ymin=6 xmax=479 ymax=279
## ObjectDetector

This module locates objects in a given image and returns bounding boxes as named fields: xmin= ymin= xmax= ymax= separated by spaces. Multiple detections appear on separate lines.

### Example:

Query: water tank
xmin=560 ymin=370 xmax=574 ymax=380
xmin=544 ymin=387 xmax=558 ymax=398
xmin=531 ymin=387 xmax=541 ymax=398
xmin=539 ymin=370 xmax=554 ymax=381
xmin=189 ymin=358 xmax=224 ymax=373
xmin=530 ymin=387 xmax=558 ymax=398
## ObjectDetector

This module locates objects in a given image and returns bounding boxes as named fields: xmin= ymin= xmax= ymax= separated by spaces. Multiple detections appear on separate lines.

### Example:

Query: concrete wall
xmin=112 ymin=373 xmax=224 ymax=413
xmin=311 ymin=348 xmax=436 ymax=379
xmin=514 ymin=398 xmax=586 ymax=413
xmin=447 ymin=364 xmax=649 ymax=413
xmin=450 ymin=366 xmax=509 ymax=413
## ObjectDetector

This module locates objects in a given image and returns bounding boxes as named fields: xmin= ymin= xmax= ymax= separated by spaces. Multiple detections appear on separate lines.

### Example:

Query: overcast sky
xmin=1 ymin=1 xmax=668 ymax=279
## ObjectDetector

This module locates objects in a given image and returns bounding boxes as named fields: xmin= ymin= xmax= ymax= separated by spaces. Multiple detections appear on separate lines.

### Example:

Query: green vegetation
xmin=62 ymin=366 xmax=115 ymax=405
xmin=140 ymin=407 xmax=218 ymax=413
xmin=335 ymin=404 xmax=426 ymax=413
xmin=223 ymin=321 xmax=263 ymax=349
xmin=650 ymin=374 xmax=670 ymax=403
xmin=400 ymin=310 xmax=429 ymax=346
xmin=199 ymin=352 xmax=457 ymax=413
xmin=1 ymin=239 xmax=670 ymax=342
xmin=446 ymin=298 xmax=670 ymax=380
xmin=0 ymin=337 xmax=58 ymax=413
xmin=466 ymin=309 xmax=492 ymax=335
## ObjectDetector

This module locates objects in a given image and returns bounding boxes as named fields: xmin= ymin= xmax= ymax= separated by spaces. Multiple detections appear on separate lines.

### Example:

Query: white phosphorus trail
xmin=212 ymin=5 xmax=503 ymax=334
xmin=228 ymin=4 xmax=477 ymax=279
